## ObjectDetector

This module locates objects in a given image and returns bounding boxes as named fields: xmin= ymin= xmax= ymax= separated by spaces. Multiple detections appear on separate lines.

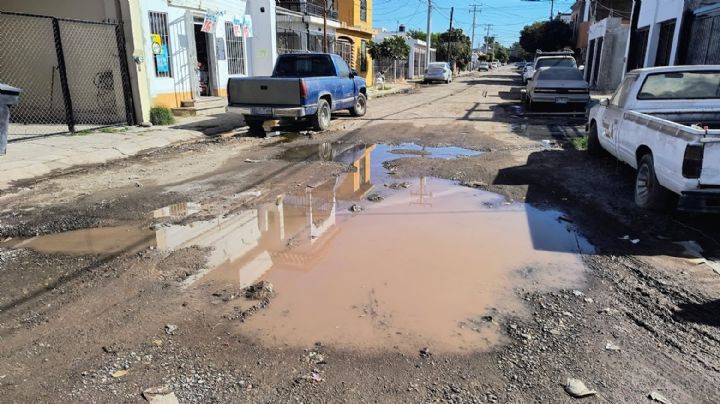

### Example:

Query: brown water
xmin=1 ymin=143 xmax=592 ymax=353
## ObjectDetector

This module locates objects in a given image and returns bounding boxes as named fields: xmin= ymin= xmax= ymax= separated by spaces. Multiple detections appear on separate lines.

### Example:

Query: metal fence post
xmin=115 ymin=23 xmax=136 ymax=126
xmin=51 ymin=18 xmax=75 ymax=133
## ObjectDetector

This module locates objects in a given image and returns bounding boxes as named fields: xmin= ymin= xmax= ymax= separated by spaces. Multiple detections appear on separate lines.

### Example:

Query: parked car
xmin=587 ymin=65 xmax=720 ymax=212
xmin=478 ymin=62 xmax=490 ymax=71
xmin=491 ymin=62 xmax=499 ymax=69
xmin=227 ymin=53 xmax=367 ymax=132
xmin=523 ymin=52 xmax=577 ymax=84
xmin=523 ymin=67 xmax=589 ymax=110
xmin=424 ymin=62 xmax=453 ymax=84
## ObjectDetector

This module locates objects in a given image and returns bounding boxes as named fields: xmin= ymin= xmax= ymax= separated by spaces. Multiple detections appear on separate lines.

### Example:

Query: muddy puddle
xmin=0 ymin=143 xmax=592 ymax=353
xmin=277 ymin=142 xmax=480 ymax=164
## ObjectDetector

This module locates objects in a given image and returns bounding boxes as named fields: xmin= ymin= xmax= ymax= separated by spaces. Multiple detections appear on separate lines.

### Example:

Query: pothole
xmin=1 ymin=142 xmax=593 ymax=353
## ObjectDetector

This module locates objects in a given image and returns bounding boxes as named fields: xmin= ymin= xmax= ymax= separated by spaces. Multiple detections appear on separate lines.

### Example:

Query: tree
xmin=509 ymin=42 xmax=532 ymax=62
xmin=407 ymin=29 xmax=441 ymax=49
xmin=519 ymin=20 xmax=574 ymax=54
xmin=368 ymin=36 xmax=411 ymax=60
xmin=437 ymin=28 xmax=472 ymax=69
xmin=492 ymin=43 xmax=510 ymax=63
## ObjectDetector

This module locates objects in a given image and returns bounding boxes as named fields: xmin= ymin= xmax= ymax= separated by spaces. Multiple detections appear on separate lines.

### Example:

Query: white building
xmin=373 ymin=31 xmax=436 ymax=79
xmin=585 ymin=17 xmax=629 ymax=91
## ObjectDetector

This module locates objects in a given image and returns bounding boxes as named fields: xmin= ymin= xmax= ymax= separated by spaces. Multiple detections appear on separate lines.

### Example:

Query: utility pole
xmin=484 ymin=24 xmax=492 ymax=61
xmin=469 ymin=4 xmax=481 ymax=56
xmin=322 ymin=0 xmax=329 ymax=52
xmin=448 ymin=7 xmax=454 ymax=66
xmin=425 ymin=0 xmax=432 ymax=69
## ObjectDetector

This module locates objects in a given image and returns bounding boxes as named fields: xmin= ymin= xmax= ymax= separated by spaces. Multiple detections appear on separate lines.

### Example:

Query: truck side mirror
xmin=350 ymin=69 xmax=358 ymax=78
xmin=600 ymin=98 xmax=609 ymax=106
xmin=578 ymin=65 xmax=585 ymax=71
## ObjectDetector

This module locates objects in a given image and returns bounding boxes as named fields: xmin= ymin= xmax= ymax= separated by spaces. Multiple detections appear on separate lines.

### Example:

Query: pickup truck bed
xmin=227 ymin=53 xmax=367 ymax=132
xmin=587 ymin=66 xmax=720 ymax=212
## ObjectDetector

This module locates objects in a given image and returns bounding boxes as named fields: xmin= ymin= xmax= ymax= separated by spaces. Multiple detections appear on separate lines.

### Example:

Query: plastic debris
xmin=564 ymin=378 xmax=597 ymax=398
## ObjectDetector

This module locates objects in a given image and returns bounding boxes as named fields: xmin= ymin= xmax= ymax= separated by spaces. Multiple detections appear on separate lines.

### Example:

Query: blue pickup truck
xmin=227 ymin=53 xmax=367 ymax=131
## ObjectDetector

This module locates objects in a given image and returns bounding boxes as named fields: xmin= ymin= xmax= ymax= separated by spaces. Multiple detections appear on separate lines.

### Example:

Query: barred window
xmin=360 ymin=40 xmax=368 ymax=71
xmin=149 ymin=11 xmax=172 ymax=78
xmin=224 ymin=22 xmax=246 ymax=75
xmin=360 ymin=0 xmax=367 ymax=22
xmin=336 ymin=38 xmax=353 ymax=68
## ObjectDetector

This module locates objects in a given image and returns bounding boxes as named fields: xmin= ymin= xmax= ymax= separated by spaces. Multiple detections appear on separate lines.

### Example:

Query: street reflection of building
xmin=335 ymin=144 xmax=375 ymax=200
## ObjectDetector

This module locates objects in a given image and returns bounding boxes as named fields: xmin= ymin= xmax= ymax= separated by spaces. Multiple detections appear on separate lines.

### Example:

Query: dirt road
xmin=2 ymin=69 xmax=720 ymax=403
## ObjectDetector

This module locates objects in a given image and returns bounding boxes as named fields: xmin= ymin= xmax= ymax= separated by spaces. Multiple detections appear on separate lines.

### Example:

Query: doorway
xmin=193 ymin=23 xmax=213 ymax=97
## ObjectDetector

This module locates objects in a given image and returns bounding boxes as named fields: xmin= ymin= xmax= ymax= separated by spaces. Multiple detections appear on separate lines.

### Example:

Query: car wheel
xmin=349 ymin=93 xmax=367 ymax=117
xmin=635 ymin=154 xmax=673 ymax=210
xmin=445 ymin=79 xmax=450 ymax=84
xmin=311 ymin=99 xmax=331 ymax=131
xmin=587 ymin=122 xmax=603 ymax=156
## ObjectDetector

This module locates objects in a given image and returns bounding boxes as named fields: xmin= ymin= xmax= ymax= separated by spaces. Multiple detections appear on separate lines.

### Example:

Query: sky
xmin=372 ymin=0 xmax=577 ymax=48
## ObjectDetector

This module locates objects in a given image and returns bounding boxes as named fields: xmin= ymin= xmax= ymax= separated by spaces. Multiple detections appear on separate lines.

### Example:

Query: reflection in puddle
xmin=153 ymin=202 xmax=201 ymax=219
xmin=277 ymin=142 xmax=480 ymax=163
xmin=1 ymin=142 xmax=592 ymax=353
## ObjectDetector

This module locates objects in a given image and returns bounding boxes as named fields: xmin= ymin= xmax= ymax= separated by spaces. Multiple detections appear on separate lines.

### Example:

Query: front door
xmin=333 ymin=55 xmax=356 ymax=108
xmin=193 ymin=22 xmax=213 ymax=97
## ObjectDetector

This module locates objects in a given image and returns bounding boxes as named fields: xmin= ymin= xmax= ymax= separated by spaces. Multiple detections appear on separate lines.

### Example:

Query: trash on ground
xmin=367 ymin=193 xmax=384 ymax=202
xmin=111 ymin=369 xmax=129 ymax=378
xmin=244 ymin=158 xmax=263 ymax=163
xmin=564 ymin=378 xmax=597 ymax=397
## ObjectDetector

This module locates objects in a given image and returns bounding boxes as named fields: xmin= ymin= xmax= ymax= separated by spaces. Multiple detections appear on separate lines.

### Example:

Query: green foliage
xmin=437 ymin=28 xmax=472 ymax=69
xmin=407 ymin=30 xmax=441 ymax=48
xmin=570 ymin=136 xmax=588 ymax=150
xmin=149 ymin=106 xmax=175 ymax=126
xmin=509 ymin=42 xmax=533 ymax=62
xmin=491 ymin=43 xmax=510 ymax=63
xmin=519 ymin=20 xmax=574 ymax=54
xmin=368 ymin=36 xmax=411 ymax=60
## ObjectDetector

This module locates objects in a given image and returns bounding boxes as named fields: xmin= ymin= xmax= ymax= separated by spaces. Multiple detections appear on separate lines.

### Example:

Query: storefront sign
xmin=232 ymin=16 xmax=243 ymax=37
xmin=201 ymin=10 xmax=218 ymax=33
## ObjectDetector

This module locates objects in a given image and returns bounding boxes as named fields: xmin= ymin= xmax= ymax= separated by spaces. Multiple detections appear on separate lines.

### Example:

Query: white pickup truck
xmin=587 ymin=65 xmax=720 ymax=212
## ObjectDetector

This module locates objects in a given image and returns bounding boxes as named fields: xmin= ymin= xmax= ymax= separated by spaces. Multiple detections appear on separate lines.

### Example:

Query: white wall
xmin=247 ymin=0 xmax=277 ymax=76
xmin=637 ymin=0 xmax=685 ymax=66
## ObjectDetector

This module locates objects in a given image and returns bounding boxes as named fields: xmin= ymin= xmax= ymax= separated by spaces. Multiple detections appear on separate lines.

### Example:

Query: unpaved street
xmin=2 ymin=69 xmax=720 ymax=403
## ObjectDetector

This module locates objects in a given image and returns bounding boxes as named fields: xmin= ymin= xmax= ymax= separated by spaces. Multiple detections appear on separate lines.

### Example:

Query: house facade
xmin=625 ymin=0 xmax=720 ymax=71
xmin=373 ymin=31 xmax=436 ymax=79
xmin=337 ymin=0 xmax=375 ymax=84
xmin=0 ymin=0 xmax=275 ymax=124
xmin=585 ymin=17 xmax=630 ymax=90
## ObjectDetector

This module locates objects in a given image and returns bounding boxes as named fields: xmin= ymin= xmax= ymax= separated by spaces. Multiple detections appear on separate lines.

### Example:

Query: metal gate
xmin=0 ymin=11 xmax=134 ymax=139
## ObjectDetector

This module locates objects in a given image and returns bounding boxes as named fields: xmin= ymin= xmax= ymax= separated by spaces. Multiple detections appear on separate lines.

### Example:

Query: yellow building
xmin=336 ymin=0 xmax=374 ymax=85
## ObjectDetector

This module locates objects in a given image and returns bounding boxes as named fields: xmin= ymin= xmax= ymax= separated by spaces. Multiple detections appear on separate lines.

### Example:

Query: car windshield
xmin=429 ymin=63 xmax=446 ymax=69
xmin=536 ymin=58 xmax=576 ymax=69
xmin=538 ymin=69 xmax=584 ymax=81
xmin=273 ymin=55 xmax=336 ymax=77
xmin=637 ymin=71 xmax=720 ymax=100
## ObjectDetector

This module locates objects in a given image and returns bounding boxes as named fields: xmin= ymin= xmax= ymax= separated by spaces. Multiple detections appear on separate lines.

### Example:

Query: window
xmin=538 ymin=68 xmax=584 ymax=81
xmin=535 ymin=58 xmax=577 ymax=69
xmin=336 ymin=38 xmax=353 ymax=68
xmin=610 ymin=74 xmax=638 ymax=107
xmin=224 ymin=22 xmax=246 ymax=75
xmin=654 ymin=20 xmax=676 ymax=67
xmin=360 ymin=0 xmax=367 ymax=22
xmin=637 ymin=71 xmax=720 ymax=100
xmin=360 ymin=40 xmax=368 ymax=71
xmin=334 ymin=55 xmax=351 ymax=77
xmin=273 ymin=55 xmax=336 ymax=77
xmin=149 ymin=11 xmax=172 ymax=77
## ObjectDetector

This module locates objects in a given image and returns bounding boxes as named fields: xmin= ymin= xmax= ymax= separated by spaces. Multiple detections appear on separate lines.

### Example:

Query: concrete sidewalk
xmin=0 ymin=126 xmax=204 ymax=190
xmin=367 ymin=82 xmax=416 ymax=99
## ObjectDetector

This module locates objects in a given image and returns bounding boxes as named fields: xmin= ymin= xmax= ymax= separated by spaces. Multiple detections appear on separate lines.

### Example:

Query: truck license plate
xmin=555 ymin=97 xmax=568 ymax=104
xmin=252 ymin=107 xmax=272 ymax=115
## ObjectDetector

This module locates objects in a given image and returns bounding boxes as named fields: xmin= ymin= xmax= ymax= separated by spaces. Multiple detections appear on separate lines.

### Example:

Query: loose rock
xmin=244 ymin=280 xmax=275 ymax=300
xmin=367 ymin=193 xmax=384 ymax=202
xmin=564 ymin=378 xmax=597 ymax=398
xmin=648 ymin=391 xmax=672 ymax=404
xmin=164 ymin=324 xmax=178 ymax=335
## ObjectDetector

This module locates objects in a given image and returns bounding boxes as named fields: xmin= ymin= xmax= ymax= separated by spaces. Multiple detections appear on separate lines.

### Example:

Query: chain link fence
xmin=0 ymin=11 xmax=134 ymax=140
xmin=372 ymin=58 xmax=408 ymax=84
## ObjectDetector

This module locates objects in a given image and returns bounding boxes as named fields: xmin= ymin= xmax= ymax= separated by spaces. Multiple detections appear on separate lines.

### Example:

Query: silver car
xmin=424 ymin=62 xmax=453 ymax=84
xmin=524 ymin=67 xmax=589 ymax=110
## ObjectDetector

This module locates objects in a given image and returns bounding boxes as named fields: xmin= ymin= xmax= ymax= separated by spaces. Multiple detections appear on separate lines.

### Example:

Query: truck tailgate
xmin=228 ymin=78 xmax=302 ymax=106
xmin=701 ymin=140 xmax=720 ymax=185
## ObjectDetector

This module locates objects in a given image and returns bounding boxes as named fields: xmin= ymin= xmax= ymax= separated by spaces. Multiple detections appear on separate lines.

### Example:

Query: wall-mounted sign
xmin=150 ymin=34 xmax=162 ymax=55
xmin=243 ymin=15 xmax=253 ymax=38
xmin=157 ymin=44 xmax=170 ymax=73
xmin=201 ymin=10 xmax=218 ymax=33
xmin=232 ymin=16 xmax=243 ymax=37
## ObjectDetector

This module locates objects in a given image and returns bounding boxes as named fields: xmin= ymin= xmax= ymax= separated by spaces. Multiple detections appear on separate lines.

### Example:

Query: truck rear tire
xmin=312 ymin=99 xmax=331 ymax=131
xmin=635 ymin=154 xmax=673 ymax=210
xmin=349 ymin=94 xmax=367 ymax=117
xmin=245 ymin=117 xmax=265 ymax=134
xmin=587 ymin=122 xmax=602 ymax=156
